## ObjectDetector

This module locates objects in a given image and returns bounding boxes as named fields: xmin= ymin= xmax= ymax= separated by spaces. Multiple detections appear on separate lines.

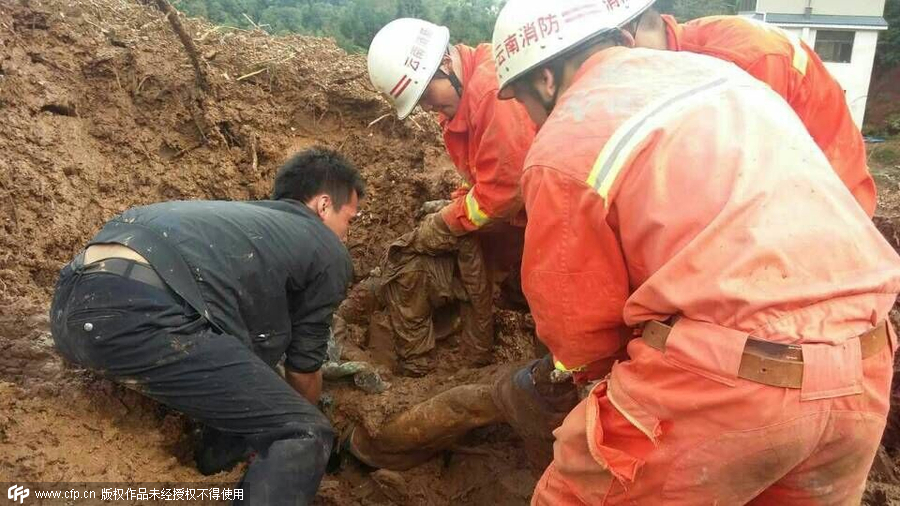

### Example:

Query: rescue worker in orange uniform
xmin=366 ymin=18 xmax=536 ymax=375
xmin=492 ymin=0 xmax=900 ymax=503
xmin=627 ymin=7 xmax=876 ymax=216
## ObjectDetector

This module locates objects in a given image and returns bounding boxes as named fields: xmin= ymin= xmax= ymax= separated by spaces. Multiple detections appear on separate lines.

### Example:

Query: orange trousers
xmin=534 ymin=337 xmax=894 ymax=505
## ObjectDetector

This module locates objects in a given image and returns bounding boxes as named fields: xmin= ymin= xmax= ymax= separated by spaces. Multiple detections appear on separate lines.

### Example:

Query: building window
xmin=737 ymin=0 xmax=757 ymax=11
xmin=814 ymin=30 xmax=855 ymax=63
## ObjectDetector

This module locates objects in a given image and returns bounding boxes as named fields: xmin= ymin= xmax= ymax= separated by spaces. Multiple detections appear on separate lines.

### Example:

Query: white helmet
xmin=492 ymin=0 xmax=655 ymax=98
xmin=367 ymin=18 xmax=451 ymax=120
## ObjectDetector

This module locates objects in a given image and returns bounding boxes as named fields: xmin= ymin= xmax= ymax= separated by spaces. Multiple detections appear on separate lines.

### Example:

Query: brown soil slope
xmin=0 ymin=0 xmax=537 ymax=504
xmin=1 ymin=0 xmax=899 ymax=504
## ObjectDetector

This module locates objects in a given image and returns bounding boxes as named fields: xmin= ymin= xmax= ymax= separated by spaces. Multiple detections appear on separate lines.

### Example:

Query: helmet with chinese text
xmin=492 ymin=0 xmax=655 ymax=97
xmin=367 ymin=18 xmax=451 ymax=120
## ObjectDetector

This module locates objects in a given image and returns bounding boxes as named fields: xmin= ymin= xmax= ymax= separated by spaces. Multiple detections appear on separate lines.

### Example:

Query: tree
xmin=876 ymin=0 xmax=900 ymax=72
xmin=337 ymin=0 xmax=396 ymax=52
xmin=171 ymin=0 xmax=504 ymax=52
xmin=438 ymin=0 xmax=496 ymax=46
xmin=396 ymin=0 xmax=429 ymax=19
xmin=655 ymin=0 xmax=736 ymax=21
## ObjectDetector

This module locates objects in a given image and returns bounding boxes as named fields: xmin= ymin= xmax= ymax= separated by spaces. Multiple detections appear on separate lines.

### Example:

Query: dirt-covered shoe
xmin=194 ymin=426 xmax=253 ymax=476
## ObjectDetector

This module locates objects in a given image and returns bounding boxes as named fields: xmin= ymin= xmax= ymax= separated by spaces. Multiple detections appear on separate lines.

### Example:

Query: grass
xmin=869 ymin=137 xmax=900 ymax=191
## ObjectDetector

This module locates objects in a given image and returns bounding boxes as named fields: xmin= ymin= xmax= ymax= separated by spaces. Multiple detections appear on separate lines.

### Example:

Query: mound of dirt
xmin=0 ymin=0 xmax=537 ymax=502
xmin=2 ymin=0 xmax=900 ymax=503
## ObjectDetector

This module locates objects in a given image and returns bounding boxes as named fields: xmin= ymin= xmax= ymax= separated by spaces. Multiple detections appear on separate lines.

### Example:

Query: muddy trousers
xmin=50 ymin=261 xmax=332 ymax=506
xmin=534 ymin=339 xmax=894 ymax=505
xmin=381 ymin=219 xmax=494 ymax=375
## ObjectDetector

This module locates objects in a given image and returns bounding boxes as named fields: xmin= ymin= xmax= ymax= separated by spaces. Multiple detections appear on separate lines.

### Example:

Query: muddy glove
xmin=418 ymin=199 xmax=452 ymax=217
xmin=408 ymin=213 xmax=459 ymax=255
xmin=491 ymin=356 xmax=578 ymax=474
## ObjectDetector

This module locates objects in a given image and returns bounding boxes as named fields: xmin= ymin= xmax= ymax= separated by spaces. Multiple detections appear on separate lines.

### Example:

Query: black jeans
xmin=50 ymin=257 xmax=332 ymax=506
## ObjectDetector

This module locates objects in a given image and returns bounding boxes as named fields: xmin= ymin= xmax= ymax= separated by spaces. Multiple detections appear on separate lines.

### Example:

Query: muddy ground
xmin=0 ymin=0 xmax=535 ymax=504
xmin=0 ymin=0 xmax=899 ymax=504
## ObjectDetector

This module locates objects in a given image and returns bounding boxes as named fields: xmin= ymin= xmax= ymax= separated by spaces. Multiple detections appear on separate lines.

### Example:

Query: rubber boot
xmin=235 ymin=424 xmax=333 ymax=506
xmin=491 ymin=356 xmax=578 ymax=474
xmin=345 ymin=384 xmax=504 ymax=470
xmin=195 ymin=426 xmax=252 ymax=476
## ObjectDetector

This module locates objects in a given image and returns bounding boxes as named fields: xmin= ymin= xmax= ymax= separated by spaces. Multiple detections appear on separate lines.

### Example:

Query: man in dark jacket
xmin=50 ymin=147 xmax=364 ymax=505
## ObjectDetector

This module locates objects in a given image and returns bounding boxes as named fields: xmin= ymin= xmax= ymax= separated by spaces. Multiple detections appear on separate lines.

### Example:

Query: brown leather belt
xmin=641 ymin=320 xmax=889 ymax=389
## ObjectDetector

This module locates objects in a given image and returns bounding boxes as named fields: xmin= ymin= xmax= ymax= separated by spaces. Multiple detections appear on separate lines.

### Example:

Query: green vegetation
xmin=172 ymin=0 xmax=500 ymax=52
xmin=871 ymin=146 xmax=899 ymax=166
xmin=877 ymin=0 xmax=900 ymax=72
xmin=172 ymin=0 xmax=898 ymax=74
xmin=887 ymin=113 xmax=900 ymax=137
xmin=172 ymin=0 xmax=737 ymax=53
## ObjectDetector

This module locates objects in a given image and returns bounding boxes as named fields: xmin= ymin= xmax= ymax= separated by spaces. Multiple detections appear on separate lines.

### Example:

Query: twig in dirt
xmin=135 ymin=75 xmax=150 ymax=94
xmin=212 ymin=124 xmax=229 ymax=147
xmin=235 ymin=67 xmax=267 ymax=82
xmin=449 ymin=480 xmax=480 ymax=502
xmin=315 ymin=109 xmax=328 ymax=127
xmin=173 ymin=143 xmax=202 ymax=159
xmin=235 ymin=53 xmax=298 ymax=82
xmin=310 ymin=80 xmax=329 ymax=93
xmin=332 ymin=70 xmax=367 ymax=86
xmin=241 ymin=13 xmax=261 ymax=31
xmin=138 ymin=141 xmax=153 ymax=161
xmin=83 ymin=18 xmax=109 ymax=34
xmin=111 ymin=68 xmax=124 ymax=93
xmin=0 ymin=178 xmax=19 ymax=230
xmin=137 ymin=13 xmax=167 ymax=32
xmin=368 ymin=113 xmax=391 ymax=129
xmin=250 ymin=137 xmax=258 ymax=172
xmin=363 ymin=215 xmax=386 ymax=259
xmin=149 ymin=0 xmax=210 ymax=93
xmin=195 ymin=26 xmax=222 ymax=42
xmin=188 ymin=94 xmax=209 ymax=144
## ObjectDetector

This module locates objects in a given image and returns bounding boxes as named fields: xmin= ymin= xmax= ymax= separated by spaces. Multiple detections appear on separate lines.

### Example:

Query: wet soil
xmin=0 ymin=0 xmax=538 ymax=503
xmin=1 ymin=0 xmax=899 ymax=503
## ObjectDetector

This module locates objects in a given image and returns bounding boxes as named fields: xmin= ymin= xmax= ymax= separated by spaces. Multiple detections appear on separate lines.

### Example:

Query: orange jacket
xmin=663 ymin=15 xmax=876 ymax=216
xmin=439 ymin=44 xmax=536 ymax=234
xmin=521 ymin=47 xmax=900 ymax=373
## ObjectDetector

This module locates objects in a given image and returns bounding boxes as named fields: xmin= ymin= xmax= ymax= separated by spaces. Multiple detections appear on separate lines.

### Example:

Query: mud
xmin=0 ymin=0 xmax=538 ymax=503
xmin=0 ymin=0 xmax=899 ymax=503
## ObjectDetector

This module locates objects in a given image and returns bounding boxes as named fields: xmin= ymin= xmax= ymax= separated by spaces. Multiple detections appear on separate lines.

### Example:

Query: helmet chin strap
xmin=448 ymin=73 xmax=463 ymax=97
xmin=436 ymin=69 xmax=464 ymax=97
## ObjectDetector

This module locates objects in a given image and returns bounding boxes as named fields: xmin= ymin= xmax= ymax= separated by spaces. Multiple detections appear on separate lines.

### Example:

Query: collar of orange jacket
xmin=441 ymin=44 xmax=483 ymax=134
xmin=569 ymin=46 xmax=630 ymax=89
xmin=661 ymin=14 xmax=683 ymax=51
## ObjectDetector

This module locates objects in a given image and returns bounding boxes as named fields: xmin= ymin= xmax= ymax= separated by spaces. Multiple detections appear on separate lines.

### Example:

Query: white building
xmin=739 ymin=0 xmax=889 ymax=127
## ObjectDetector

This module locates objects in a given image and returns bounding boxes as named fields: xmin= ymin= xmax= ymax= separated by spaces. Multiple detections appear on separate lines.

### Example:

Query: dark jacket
xmin=89 ymin=199 xmax=352 ymax=372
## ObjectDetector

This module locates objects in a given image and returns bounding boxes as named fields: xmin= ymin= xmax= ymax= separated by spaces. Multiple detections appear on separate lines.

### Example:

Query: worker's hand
xmin=531 ymin=355 xmax=580 ymax=412
xmin=418 ymin=199 xmax=452 ymax=218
